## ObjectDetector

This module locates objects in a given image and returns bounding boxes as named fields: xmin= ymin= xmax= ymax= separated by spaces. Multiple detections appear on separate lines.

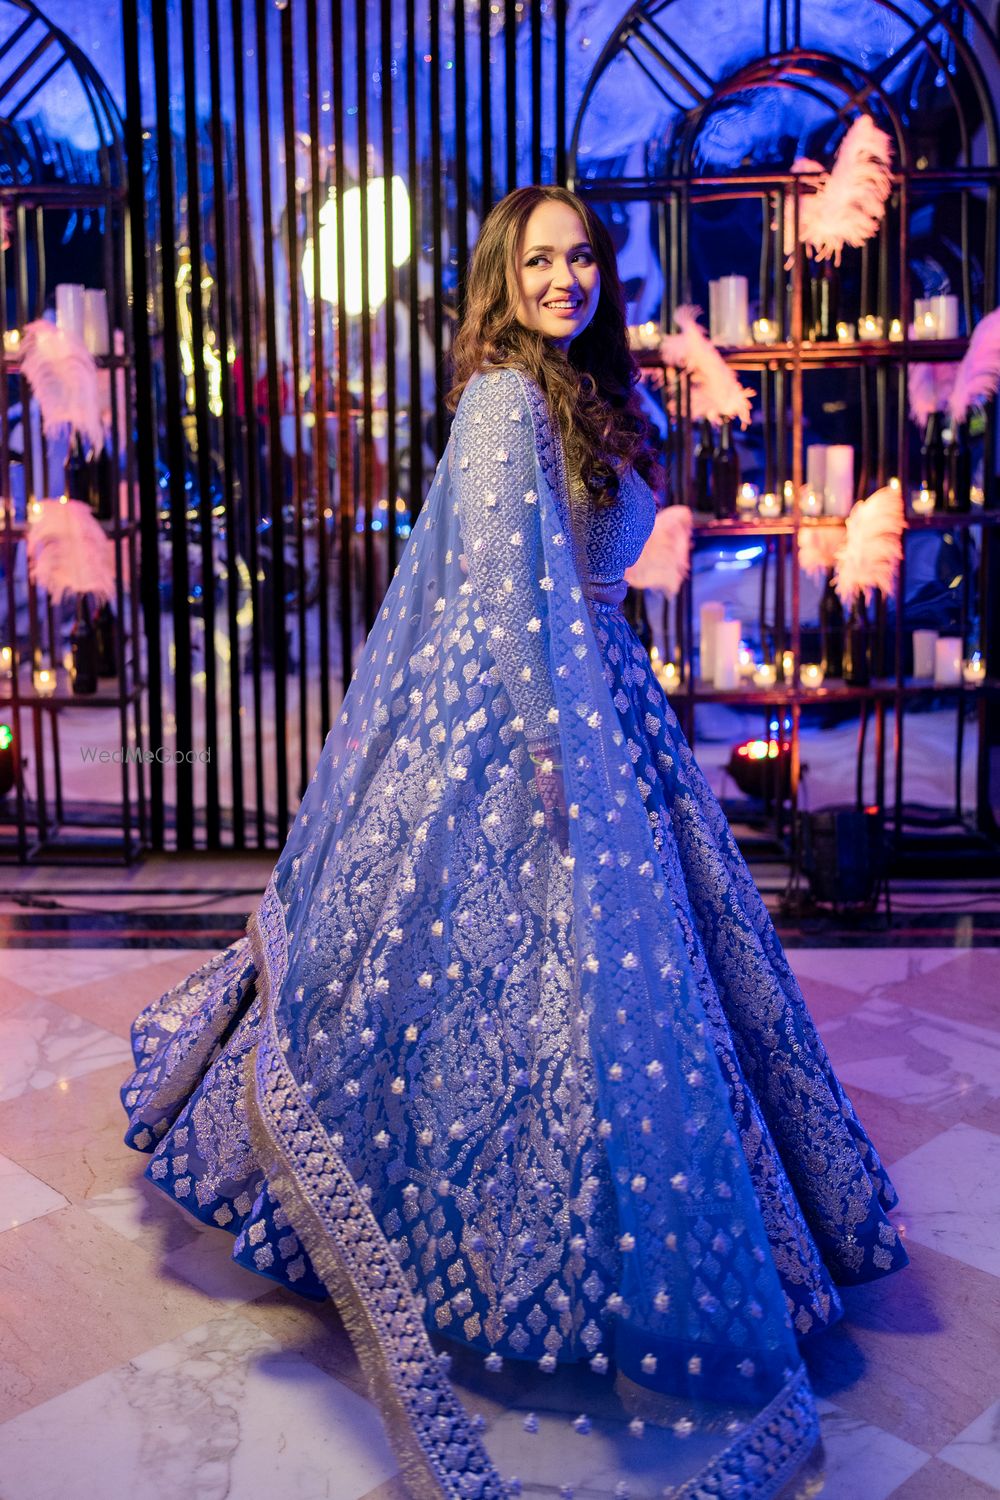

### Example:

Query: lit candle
xmin=934 ymin=636 xmax=962 ymax=686
xmin=0 ymin=644 xmax=12 ymax=678
xmin=2 ymin=328 xmax=20 ymax=353
xmin=758 ymin=492 xmax=783 ymax=519
xmin=800 ymin=489 xmax=824 ymax=517
xmin=783 ymin=480 xmax=795 ymax=508
xmin=34 ymin=666 xmax=56 ymax=697
xmin=800 ymin=663 xmax=825 ymax=689
xmin=738 ymin=642 xmax=756 ymax=678
xmin=781 ymin=650 xmax=795 ymax=681
xmin=836 ymin=322 xmax=855 ymax=343
xmin=913 ymin=299 xmax=937 ymax=339
xmin=661 ymin=661 xmax=680 ymax=691
xmin=911 ymin=485 xmax=935 ymax=516
xmin=858 ymin=314 xmax=884 ymax=341
xmin=753 ymin=663 xmax=778 ymax=688
xmin=970 ymin=484 xmax=985 ymax=508
xmin=888 ymin=318 xmax=904 ymax=342
xmin=736 ymin=482 xmax=759 ymax=516
xmin=752 ymin=317 xmax=778 ymax=346
xmin=962 ymin=654 xmax=986 ymax=685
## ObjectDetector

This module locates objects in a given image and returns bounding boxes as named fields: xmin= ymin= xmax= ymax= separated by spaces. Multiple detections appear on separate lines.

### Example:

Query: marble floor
xmin=0 ymin=938 xmax=998 ymax=1498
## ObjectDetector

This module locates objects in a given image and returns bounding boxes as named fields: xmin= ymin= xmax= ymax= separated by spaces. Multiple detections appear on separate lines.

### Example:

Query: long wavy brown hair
xmin=446 ymin=185 xmax=662 ymax=508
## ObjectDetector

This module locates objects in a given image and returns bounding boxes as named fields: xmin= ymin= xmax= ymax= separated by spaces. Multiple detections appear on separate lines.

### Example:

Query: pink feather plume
xmin=26 ymin=499 xmax=115 ymax=604
xmin=908 ymin=361 xmax=957 ymax=426
xmin=833 ymin=484 xmax=905 ymax=605
xmin=788 ymin=118 xmax=893 ymax=266
xmin=20 ymin=319 xmax=104 ymax=451
xmin=798 ymin=523 xmax=846 ymax=579
xmin=949 ymin=306 xmax=1000 ymax=423
xmin=624 ymin=504 xmax=692 ymax=597
xmin=659 ymin=305 xmax=754 ymax=428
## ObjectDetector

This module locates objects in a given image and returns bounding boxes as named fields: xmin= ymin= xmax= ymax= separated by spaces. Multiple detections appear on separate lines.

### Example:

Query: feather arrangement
xmin=786 ymin=117 xmax=893 ymax=265
xmin=782 ymin=157 xmax=826 ymax=265
xmin=26 ymin=499 xmax=115 ymax=604
xmin=20 ymin=318 xmax=104 ymax=451
xmin=659 ymin=305 xmax=754 ymax=428
xmin=625 ymin=504 xmax=693 ymax=597
xmin=948 ymin=306 xmax=1000 ymax=424
xmin=908 ymin=361 xmax=957 ymax=426
xmin=798 ymin=523 xmax=846 ymax=579
xmin=833 ymin=484 xmax=905 ymax=605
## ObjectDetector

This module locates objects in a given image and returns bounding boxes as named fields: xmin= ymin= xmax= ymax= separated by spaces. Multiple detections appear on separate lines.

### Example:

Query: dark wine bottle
xmin=93 ymin=601 xmax=118 ymax=678
xmin=713 ymin=418 xmax=739 ymax=519
xmin=920 ymin=412 xmax=945 ymax=507
xmin=93 ymin=441 xmax=114 ymax=522
xmin=64 ymin=432 xmax=95 ymax=510
xmin=70 ymin=594 xmax=99 ymax=695
xmin=819 ymin=569 xmax=844 ymax=678
xmin=843 ymin=592 xmax=871 ymax=687
xmin=943 ymin=421 xmax=971 ymax=513
xmin=693 ymin=419 xmax=714 ymax=514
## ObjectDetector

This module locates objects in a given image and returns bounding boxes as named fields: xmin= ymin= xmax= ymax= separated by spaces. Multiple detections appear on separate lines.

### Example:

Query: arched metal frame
xmin=568 ymin=0 xmax=1000 ymax=877
xmin=0 ymin=0 xmax=143 ymax=862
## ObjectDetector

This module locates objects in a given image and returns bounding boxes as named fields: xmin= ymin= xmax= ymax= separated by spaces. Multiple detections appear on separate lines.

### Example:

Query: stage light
xmin=727 ymin=735 xmax=792 ymax=800
xmin=302 ymin=176 xmax=411 ymax=314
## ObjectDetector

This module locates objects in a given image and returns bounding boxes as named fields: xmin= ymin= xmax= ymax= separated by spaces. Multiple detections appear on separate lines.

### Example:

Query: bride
xmin=123 ymin=185 xmax=906 ymax=1498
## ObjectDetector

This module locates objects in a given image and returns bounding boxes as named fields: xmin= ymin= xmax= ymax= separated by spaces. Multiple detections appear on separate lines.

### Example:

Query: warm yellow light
xmin=302 ymin=176 xmax=411 ymax=314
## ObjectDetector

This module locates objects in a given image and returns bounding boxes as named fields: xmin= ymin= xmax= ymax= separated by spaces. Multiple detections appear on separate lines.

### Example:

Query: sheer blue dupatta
xmin=244 ymin=367 xmax=820 ymax=1499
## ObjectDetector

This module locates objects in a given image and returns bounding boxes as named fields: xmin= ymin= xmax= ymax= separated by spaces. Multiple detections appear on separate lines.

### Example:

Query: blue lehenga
xmin=123 ymin=366 xmax=905 ymax=1499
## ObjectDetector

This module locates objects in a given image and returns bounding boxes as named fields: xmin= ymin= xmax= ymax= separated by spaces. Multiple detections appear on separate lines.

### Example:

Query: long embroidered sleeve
xmin=452 ymin=368 xmax=561 ymax=747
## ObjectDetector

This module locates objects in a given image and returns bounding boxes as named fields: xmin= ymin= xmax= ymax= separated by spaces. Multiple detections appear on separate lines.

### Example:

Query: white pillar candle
xmin=699 ymin=600 xmax=725 ymax=682
xmin=718 ymin=275 xmax=749 ymax=345
xmin=713 ymin=618 xmax=742 ymax=689
xmin=708 ymin=280 xmax=721 ymax=344
xmin=912 ymin=629 xmax=938 ymax=679
xmin=83 ymin=289 xmax=110 ymax=355
xmin=824 ymin=445 xmax=855 ymax=516
xmin=929 ymin=294 xmax=959 ymax=339
xmin=934 ymin=635 xmax=963 ymax=686
xmin=55 ymin=283 xmax=86 ymax=340
xmin=806 ymin=445 xmax=827 ymax=497
xmin=912 ymin=298 xmax=936 ymax=339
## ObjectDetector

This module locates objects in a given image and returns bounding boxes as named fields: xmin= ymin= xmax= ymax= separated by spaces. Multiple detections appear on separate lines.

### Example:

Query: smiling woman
xmin=514 ymin=199 xmax=601 ymax=350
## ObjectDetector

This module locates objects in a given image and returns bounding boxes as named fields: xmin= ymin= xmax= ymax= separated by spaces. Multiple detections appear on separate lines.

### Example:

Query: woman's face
xmin=513 ymin=199 xmax=600 ymax=351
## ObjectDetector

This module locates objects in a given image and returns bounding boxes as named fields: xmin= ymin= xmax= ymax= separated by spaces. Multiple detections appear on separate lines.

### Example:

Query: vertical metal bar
xmin=530 ymin=0 xmax=541 ymax=183
xmin=504 ymin=0 xmax=516 ymax=193
xmin=381 ymin=0 xmax=399 ymax=584
xmin=232 ymin=0 xmax=266 ymax=845
xmin=280 ymin=1 xmax=309 ymax=794
xmin=555 ymin=0 xmax=566 ymax=184
xmin=255 ymin=0 xmax=289 ymax=838
xmin=454 ymin=0 xmax=469 ymax=315
xmin=429 ymin=0 xmax=445 ymax=455
xmin=123 ymin=0 xmax=163 ymax=848
xmin=181 ymin=0 xmax=220 ymax=847
xmin=332 ymin=0 xmax=355 ymax=690
xmin=480 ymin=0 xmax=493 ymax=210
xmin=152 ymin=0 xmax=195 ymax=848
xmin=307 ymin=0 xmax=332 ymax=739
xmin=356 ymin=0 xmax=376 ymax=630
xmin=208 ymin=0 xmax=245 ymax=848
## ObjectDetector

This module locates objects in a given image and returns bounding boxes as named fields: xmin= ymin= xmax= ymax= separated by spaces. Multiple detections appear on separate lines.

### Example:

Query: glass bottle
xmin=843 ymin=591 xmax=871 ymax=686
xmin=693 ymin=418 xmax=714 ymax=514
xmin=70 ymin=594 xmax=99 ymax=695
xmin=64 ymin=433 xmax=93 ymax=509
xmin=93 ymin=601 xmax=118 ymax=678
xmin=943 ymin=420 xmax=971 ymax=513
xmin=713 ymin=418 xmax=739 ymax=519
xmin=819 ymin=569 xmax=844 ymax=678
xmin=920 ymin=411 xmax=945 ymax=506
